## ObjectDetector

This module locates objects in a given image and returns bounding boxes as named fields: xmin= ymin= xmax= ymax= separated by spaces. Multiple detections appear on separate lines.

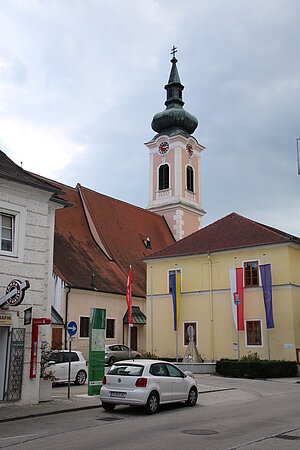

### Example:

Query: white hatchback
xmin=47 ymin=350 xmax=88 ymax=385
xmin=100 ymin=359 xmax=198 ymax=414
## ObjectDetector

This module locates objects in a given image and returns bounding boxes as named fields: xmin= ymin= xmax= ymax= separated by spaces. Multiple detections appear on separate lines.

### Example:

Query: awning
xmin=123 ymin=306 xmax=146 ymax=325
xmin=51 ymin=306 xmax=64 ymax=325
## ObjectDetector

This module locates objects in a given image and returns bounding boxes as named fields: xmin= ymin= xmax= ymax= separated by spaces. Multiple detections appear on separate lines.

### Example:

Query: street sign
xmin=67 ymin=321 xmax=77 ymax=336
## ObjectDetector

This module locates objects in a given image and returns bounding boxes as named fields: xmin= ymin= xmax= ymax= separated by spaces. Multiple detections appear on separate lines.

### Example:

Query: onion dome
xmin=151 ymin=51 xmax=198 ymax=137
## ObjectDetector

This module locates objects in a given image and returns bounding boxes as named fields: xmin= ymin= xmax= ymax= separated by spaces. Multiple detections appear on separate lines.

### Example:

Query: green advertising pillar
xmin=88 ymin=308 xmax=106 ymax=396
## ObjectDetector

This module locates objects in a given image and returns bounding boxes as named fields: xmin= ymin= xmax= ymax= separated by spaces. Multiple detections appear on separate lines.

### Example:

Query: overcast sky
xmin=1 ymin=0 xmax=300 ymax=236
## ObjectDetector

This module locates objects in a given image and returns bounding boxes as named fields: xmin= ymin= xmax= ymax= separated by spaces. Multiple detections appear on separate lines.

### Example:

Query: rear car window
xmin=108 ymin=364 xmax=144 ymax=376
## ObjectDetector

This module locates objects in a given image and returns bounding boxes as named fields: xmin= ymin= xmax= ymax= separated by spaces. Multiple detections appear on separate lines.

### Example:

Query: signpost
xmin=67 ymin=321 xmax=77 ymax=399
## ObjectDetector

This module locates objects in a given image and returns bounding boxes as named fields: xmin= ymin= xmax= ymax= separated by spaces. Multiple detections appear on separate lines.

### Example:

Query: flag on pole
xmin=259 ymin=264 xmax=275 ymax=329
xmin=229 ymin=267 xmax=244 ymax=331
xmin=126 ymin=266 xmax=133 ymax=327
xmin=170 ymin=271 xmax=181 ymax=331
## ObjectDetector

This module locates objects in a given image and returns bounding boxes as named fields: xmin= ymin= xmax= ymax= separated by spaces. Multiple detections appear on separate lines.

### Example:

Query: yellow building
xmin=144 ymin=213 xmax=300 ymax=362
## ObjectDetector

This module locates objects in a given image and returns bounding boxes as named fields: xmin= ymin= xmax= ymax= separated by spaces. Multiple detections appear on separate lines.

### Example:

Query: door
xmin=131 ymin=327 xmax=137 ymax=351
xmin=149 ymin=363 xmax=172 ymax=402
xmin=51 ymin=328 xmax=63 ymax=350
xmin=0 ymin=327 xmax=9 ymax=401
xmin=166 ymin=363 xmax=189 ymax=401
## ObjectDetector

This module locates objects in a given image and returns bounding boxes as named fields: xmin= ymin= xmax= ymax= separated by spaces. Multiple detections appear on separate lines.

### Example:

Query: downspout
xmin=64 ymin=285 xmax=71 ymax=350
xmin=208 ymin=252 xmax=214 ymax=360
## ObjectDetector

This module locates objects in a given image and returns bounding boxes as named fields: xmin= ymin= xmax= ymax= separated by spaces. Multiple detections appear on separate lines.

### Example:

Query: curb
xmin=0 ymin=404 xmax=100 ymax=424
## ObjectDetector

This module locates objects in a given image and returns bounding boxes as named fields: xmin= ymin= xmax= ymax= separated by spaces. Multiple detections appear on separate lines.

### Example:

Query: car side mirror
xmin=48 ymin=360 xmax=56 ymax=366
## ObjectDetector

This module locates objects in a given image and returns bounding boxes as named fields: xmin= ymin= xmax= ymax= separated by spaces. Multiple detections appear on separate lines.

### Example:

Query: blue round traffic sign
xmin=67 ymin=321 xmax=77 ymax=336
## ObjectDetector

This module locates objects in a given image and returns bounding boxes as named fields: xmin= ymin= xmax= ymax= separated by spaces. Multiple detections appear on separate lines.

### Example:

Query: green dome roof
xmin=151 ymin=54 xmax=198 ymax=137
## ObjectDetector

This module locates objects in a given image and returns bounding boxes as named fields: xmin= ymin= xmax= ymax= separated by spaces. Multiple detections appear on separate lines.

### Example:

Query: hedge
xmin=216 ymin=359 xmax=298 ymax=378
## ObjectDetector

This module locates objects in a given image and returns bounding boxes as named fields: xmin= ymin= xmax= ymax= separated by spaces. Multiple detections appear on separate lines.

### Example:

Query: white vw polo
xmin=100 ymin=359 xmax=198 ymax=414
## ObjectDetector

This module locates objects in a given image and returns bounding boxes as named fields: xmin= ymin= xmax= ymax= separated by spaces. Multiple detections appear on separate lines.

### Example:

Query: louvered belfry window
xmin=159 ymin=164 xmax=169 ymax=190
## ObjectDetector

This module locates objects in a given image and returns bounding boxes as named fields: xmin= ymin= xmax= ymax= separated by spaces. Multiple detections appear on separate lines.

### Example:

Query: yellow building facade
xmin=145 ymin=213 xmax=300 ymax=362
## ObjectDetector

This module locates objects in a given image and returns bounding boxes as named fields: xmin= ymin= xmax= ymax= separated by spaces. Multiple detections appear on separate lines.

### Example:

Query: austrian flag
xmin=126 ymin=266 xmax=133 ymax=327
xmin=229 ymin=268 xmax=244 ymax=331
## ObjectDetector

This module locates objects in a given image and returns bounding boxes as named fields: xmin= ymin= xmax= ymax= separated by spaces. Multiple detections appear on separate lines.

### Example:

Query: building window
xmin=0 ymin=213 xmax=14 ymax=252
xmin=244 ymin=261 xmax=259 ymax=287
xmin=106 ymin=319 xmax=115 ymax=339
xmin=79 ymin=316 xmax=89 ymax=338
xmin=159 ymin=164 xmax=169 ymax=190
xmin=186 ymin=166 xmax=194 ymax=192
xmin=246 ymin=320 xmax=262 ymax=346
xmin=168 ymin=269 xmax=182 ymax=293
xmin=183 ymin=322 xmax=197 ymax=346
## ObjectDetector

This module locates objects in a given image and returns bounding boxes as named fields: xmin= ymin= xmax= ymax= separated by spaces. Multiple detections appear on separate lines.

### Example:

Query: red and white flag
xmin=229 ymin=268 xmax=244 ymax=331
xmin=126 ymin=266 xmax=133 ymax=327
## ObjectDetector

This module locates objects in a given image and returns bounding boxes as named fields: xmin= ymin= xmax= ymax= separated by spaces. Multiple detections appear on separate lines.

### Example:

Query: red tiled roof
xmin=53 ymin=183 xmax=174 ymax=297
xmin=146 ymin=212 xmax=300 ymax=259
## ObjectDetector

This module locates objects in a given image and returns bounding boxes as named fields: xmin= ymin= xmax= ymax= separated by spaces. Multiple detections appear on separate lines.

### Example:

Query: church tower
xmin=145 ymin=48 xmax=205 ymax=241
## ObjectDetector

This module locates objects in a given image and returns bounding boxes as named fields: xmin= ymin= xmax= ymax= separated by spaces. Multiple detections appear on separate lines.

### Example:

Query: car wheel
xmin=75 ymin=370 xmax=87 ymax=385
xmin=102 ymin=402 xmax=116 ymax=411
xmin=108 ymin=356 xmax=116 ymax=366
xmin=185 ymin=386 xmax=198 ymax=406
xmin=144 ymin=391 xmax=159 ymax=415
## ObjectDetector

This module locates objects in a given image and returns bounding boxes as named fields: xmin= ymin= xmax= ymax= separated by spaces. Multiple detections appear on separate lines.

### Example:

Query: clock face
xmin=158 ymin=142 xmax=169 ymax=155
xmin=186 ymin=144 xmax=194 ymax=157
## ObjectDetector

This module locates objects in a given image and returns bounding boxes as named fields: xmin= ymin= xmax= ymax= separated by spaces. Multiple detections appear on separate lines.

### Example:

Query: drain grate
xmin=182 ymin=429 xmax=219 ymax=436
xmin=274 ymin=434 xmax=300 ymax=441
xmin=97 ymin=416 xmax=123 ymax=422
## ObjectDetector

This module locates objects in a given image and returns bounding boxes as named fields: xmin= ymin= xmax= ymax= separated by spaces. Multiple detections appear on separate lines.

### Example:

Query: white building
xmin=0 ymin=151 xmax=67 ymax=404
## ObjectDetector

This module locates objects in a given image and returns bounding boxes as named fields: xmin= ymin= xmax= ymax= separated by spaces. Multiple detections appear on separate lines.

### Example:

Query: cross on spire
xmin=170 ymin=45 xmax=177 ymax=59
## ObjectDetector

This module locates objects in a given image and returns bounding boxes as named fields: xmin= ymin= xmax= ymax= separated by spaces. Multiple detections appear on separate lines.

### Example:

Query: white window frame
xmin=167 ymin=268 xmax=182 ymax=293
xmin=242 ymin=259 xmax=261 ymax=287
xmin=0 ymin=203 xmax=26 ymax=261
xmin=183 ymin=320 xmax=198 ymax=347
xmin=245 ymin=319 xmax=263 ymax=348
xmin=79 ymin=315 xmax=90 ymax=339
xmin=106 ymin=318 xmax=116 ymax=340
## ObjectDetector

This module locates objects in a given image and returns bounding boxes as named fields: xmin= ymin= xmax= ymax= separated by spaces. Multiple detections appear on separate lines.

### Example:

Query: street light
xmin=297 ymin=138 xmax=300 ymax=175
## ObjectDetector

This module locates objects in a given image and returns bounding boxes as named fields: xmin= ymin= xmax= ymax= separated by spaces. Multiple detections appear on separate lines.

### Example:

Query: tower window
xmin=186 ymin=165 xmax=194 ymax=192
xmin=159 ymin=164 xmax=169 ymax=190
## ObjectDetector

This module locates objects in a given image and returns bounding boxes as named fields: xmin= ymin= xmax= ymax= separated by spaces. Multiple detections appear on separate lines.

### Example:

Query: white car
xmin=47 ymin=350 xmax=88 ymax=385
xmin=100 ymin=359 xmax=198 ymax=414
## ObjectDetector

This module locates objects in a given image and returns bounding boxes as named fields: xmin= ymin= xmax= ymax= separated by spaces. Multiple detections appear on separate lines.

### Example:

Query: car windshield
xmin=108 ymin=364 xmax=144 ymax=376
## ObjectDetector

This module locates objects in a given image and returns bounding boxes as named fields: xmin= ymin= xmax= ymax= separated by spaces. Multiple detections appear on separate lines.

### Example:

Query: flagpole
xmin=263 ymin=254 xmax=271 ymax=361
xmin=150 ymin=266 xmax=154 ymax=354
xmin=235 ymin=257 xmax=240 ymax=362
xmin=129 ymin=265 xmax=132 ymax=358
xmin=175 ymin=263 xmax=178 ymax=362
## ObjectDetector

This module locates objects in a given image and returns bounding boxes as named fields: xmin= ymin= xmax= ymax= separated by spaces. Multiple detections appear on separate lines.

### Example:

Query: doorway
xmin=0 ymin=327 xmax=9 ymax=401
xmin=131 ymin=326 xmax=137 ymax=351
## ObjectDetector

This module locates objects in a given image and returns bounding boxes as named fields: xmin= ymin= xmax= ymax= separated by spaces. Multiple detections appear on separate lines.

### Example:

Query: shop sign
xmin=0 ymin=312 xmax=12 ymax=325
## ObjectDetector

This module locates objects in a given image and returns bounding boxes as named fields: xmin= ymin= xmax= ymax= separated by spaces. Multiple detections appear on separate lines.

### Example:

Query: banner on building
xmin=170 ymin=271 xmax=181 ymax=331
xmin=259 ymin=264 xmax=275 ymax=329
xmin=126 ymin=266 xmax=133 ymax=326
xmin=229 ymin=267 xmax=244 ymax=331
xmin=88 ymin=308 xmax=106 ymax=396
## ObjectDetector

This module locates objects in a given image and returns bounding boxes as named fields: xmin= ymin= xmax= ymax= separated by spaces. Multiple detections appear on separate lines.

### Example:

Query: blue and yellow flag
xmin=170 ymin=272 xmax=181 ymax=331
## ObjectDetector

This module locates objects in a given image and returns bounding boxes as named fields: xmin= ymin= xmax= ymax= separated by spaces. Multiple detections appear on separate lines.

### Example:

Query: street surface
xmin=0 ymin=375 xmax=300 ymax=449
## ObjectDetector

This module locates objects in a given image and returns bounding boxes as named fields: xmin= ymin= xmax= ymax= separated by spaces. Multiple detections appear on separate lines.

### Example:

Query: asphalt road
xmin=1 ymin=376 xmax=300 ymax=449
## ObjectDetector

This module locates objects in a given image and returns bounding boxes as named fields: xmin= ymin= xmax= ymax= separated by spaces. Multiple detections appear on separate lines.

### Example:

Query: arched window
xmin=159 ymin=164 xmax=169 ymax=190
xmin=186 ymin=165 xmax=194 ymax=192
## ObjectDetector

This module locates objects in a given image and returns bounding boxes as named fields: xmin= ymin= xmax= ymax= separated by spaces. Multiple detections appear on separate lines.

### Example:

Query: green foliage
xmin=241 ymin=352 xmax=260 ymax=362
xmin=216 ymin=358 xmax=297 ymax=379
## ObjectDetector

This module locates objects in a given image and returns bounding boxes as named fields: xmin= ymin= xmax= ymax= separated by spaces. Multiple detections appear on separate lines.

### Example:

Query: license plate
xmin=110 ymin=391 xmax=126 ymax=398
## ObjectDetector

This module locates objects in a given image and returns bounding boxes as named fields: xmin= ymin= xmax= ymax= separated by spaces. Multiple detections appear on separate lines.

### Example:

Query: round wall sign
xmin=6 ymin=279 xmax=25 ymax=306
xmin=158 ymin=142 xmax=169 ymax=155
xmin=186 ymin=144 xmax=194 ymax=157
